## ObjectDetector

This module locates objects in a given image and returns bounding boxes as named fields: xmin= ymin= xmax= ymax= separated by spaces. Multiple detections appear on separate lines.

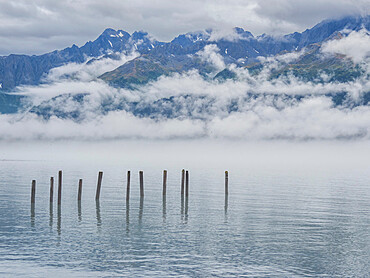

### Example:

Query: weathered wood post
xmin=163 ymin=170 xmax=167 ymax=196
xmin=58 ymin=170 xmax=62 ymax=205
xmin=31 ymin=180 xmax=36 ymax=204
xmin=78 ymin=179 xmax=83 ymax=201
xmin=225 ymin=171 xmax=229 ymax=195
xmin=95 ymin=171 xmax=103 ymax=201
xmin=185 ymin=170 xmax=189 ymax=197
xmin=49 ymin=177 xmax=54 ymax=203
xmin=139 ymin=171 xmax=144 ymax=197
xmin=181 ymin=169 xmax=185 ymax=195
xmin=126 ymin=171 xmax=131 ymax=201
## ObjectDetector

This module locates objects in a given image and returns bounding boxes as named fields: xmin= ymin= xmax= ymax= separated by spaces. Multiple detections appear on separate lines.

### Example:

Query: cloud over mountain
xmin=321 ymin=29 xmax=370 ymax=63
xmin=0 ymin=17 xmax=369 ymax=141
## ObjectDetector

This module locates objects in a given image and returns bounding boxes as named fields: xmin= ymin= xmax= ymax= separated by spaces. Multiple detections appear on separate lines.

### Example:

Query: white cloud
xmin=197 ymin=44 xmax=225 ymax=70
xmin=0 ymin=112 xmax=205 ymax=140
xmin=12 ymin=52 xmax=138 ymax=106
xmin=257 ymin=50 xmax=303 ymax=65
xmin=208 ymin=97 xmax=370 ymax=139
xmin=208 ymin=28 xmax=249 ymax=42
xmin=1 ymin=94 xmax=370 ymax=140
xmin=321 ymin=29 xmax=370 ymax=63
xmin=45 ymin=51 xmax=138 ymax=83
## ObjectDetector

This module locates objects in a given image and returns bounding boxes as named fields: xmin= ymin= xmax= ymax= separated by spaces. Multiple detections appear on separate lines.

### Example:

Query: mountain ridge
xmin=0 ymin=15 xmax=369 ymax=115
xmin=0 ymin=15 xmax=368 ymax=92
xmin=100 ymin=15 xmax=369 ymax=88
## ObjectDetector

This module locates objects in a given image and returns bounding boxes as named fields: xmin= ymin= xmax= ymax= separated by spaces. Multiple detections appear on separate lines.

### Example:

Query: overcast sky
xmin=0 ymin=0 xmax=368 ymax=56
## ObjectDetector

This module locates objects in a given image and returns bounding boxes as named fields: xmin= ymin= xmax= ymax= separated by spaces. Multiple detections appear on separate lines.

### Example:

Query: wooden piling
xmin=95 ymin=171 xmax=103 ymax=201
xmin=31 ymin=180 xmax=36 ymax=204
xmin=225 ymin=171 xmax=229 ymax=195
xmin=185 ymin=170 xmax=189 ymax=197
xmin=126 ymin=171 xmax=131 ymax=201
xmin=78 ymin=179 xmax=83 ymax=201
xmin=139 ymin=171 xmax=144 ymax=197
xmin=57 ymin=171 xmax=62 ymax=205
xmin=181 ymin=169 xmax=185 ymax=195
xmin=163 ymin=170 xmax=167 ymax=196
xmin=49 ymin=177 xmax=54 ymax=203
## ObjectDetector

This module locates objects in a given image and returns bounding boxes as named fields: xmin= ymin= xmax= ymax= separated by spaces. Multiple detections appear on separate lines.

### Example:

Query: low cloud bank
xmin=1 ymin=96 xmax=369 ymax=140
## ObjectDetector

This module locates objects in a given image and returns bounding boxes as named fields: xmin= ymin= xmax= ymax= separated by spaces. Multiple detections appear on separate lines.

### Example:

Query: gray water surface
xmin=0 ymin=141 xmax=369 ymax=277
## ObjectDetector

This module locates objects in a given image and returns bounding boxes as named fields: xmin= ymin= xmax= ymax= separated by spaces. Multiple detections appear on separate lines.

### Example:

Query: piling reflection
xmin=57 ymin=204 xmax=61 ymax=235
xmin=49 ymin=202 xmax=53 ymax=228
xmin=138 ymin=197 xmax=144 ymax=226
xmin=78 ymin=201 xmax=82 ymax=222
xmin=185 ymin=196 xmax=189 ymax=222
xmin=162 ymin=195 xmax=166 ymax=222
xmin=30 ymin=203 xmax=35 ymax=227
xmin=224 ymin=194 xmax=229 ymax=222
xmin=224 ymin=194 xmax=228 ymax=214
xmin=126 ymin=199 xmax=130 ymax=233
xmin=96 ymin=200 xmax=102 ymax=230
xmin=181 ymin=195 xmax=184 ymax=220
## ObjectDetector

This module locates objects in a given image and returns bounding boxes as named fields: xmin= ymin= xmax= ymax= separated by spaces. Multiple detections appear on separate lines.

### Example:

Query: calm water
xmin=0 ymin=141 xmax=369 ymax=277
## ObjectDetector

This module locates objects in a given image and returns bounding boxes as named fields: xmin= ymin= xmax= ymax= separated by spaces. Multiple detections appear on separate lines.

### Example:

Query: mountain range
xmin=0 ymin=15 xmax=369 ymax=114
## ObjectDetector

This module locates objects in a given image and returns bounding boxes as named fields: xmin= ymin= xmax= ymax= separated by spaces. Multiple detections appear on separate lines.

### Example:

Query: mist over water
xmin=2 ymin=140 xmax=370 ymax=170
xmin=0 ymin=140 xmax=369 ymax=277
